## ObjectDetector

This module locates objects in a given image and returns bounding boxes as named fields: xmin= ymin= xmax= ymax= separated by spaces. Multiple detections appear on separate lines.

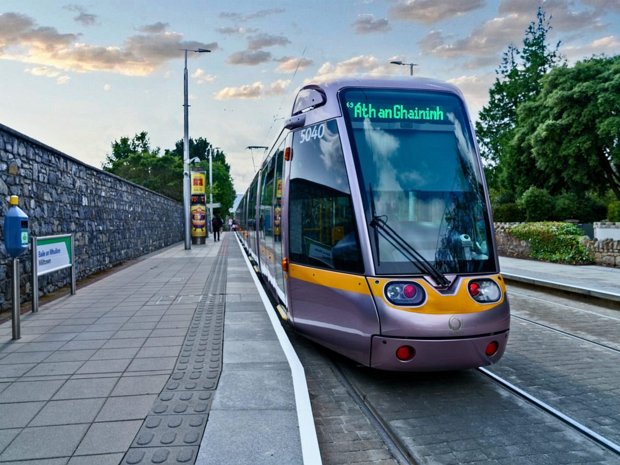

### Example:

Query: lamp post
xmin=208 ymin=146 xmax=220 ymax=234
xmin=390 ymin=60 xmax=418 ymax=76
xmin=182 ymin=47 xmax=210 ymax=250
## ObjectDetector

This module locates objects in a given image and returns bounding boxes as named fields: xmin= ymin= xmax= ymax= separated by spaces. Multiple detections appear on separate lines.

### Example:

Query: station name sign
xmin=346 ymin=101 xmax=445 ymax=121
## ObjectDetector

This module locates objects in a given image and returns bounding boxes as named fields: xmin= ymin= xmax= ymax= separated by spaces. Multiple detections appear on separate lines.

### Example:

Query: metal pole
xmin=70 ymin=233 xmax=76 ymax=295
xmin=31 ymin=236 xmax=39 ymax=313
xmin=12 ymin=259 xmax=20 ymax=340
xmin=209 ymin=147 xmax=214 ymax=236
xmin=183 ymin=49 xmax=191 ymax=250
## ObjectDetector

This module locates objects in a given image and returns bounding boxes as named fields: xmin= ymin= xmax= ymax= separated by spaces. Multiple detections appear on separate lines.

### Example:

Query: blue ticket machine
xmin=4 ymin=195 xmax=28 ymax=340
xmin=4 ymin=195 xmax=29 ymax=258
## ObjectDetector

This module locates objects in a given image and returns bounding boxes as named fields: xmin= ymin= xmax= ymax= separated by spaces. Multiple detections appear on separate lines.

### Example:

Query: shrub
xmin=509 ymin=222 xmax=593 ymax=264
xmin=518 ymin=187 xmax=554 ymax=221
xmin=553 ymin=193 xmax=580 ymax=220
xmin=493 ymin=203 xmax=525 ymax=222
xmin=608 ymin=201 xmax=620 ymax=222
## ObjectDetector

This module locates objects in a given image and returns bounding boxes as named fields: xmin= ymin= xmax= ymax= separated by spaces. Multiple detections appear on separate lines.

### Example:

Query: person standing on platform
xmin=212 ymin=214 xmax=223 ymax=242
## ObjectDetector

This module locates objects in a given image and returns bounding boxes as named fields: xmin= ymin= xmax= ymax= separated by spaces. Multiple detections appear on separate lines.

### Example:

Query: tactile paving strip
xmin=121 ymin=240 xmax=228 ymax=465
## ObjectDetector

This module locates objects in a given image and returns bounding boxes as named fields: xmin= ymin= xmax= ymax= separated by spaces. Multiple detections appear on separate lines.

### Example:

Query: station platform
xmin=1 ymin=235 xmax=618 ymax=465
xmin=499 ymin=256 xmax=620 ymax=303
xmin=0 ymin=233 xmax=319 ymax=465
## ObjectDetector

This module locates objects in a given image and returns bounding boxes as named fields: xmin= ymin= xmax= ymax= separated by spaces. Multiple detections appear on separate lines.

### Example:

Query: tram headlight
xmin=468 ymin=279 xmax=502 ymax=303
xmin=384 ymin=282 xmax=426 ymax=306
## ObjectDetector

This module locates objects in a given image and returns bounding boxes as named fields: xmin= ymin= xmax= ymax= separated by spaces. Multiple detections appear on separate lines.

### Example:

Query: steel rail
xmin=478 ymin=367 xmax=620 ymax=456
xmin=511 ymin=314 xmax=620 ymax=353
xmin=330 ymin=361 xmax=417 ymax=465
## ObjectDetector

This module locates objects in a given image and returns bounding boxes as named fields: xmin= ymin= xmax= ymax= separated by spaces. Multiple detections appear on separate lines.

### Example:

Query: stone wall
xmin=0 ymin=123 xmax=183 ymax=311
xmin=494 ymin=222 xmax=620 ymax=268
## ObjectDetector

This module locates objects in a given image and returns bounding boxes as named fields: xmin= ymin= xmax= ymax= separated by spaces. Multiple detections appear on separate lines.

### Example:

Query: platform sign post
xmin=32 ymin=234 xmax=75 ymax=313
xmin=191 ymin=169 xmax=207 ymax=244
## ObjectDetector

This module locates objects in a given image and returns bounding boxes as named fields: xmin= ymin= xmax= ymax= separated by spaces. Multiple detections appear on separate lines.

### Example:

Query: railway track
xmin=291 ymin=281 xmax=620 ymax=464
xmin=477 ymin=366 xmax=620 ymax=456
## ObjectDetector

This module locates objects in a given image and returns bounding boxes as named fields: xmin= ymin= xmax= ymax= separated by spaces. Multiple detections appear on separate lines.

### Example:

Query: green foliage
xmin=510 ymin=55 xmax=620 ymax=200
xmin=476 ymin=7 xmax=562 ymax=190
xmin=518 ymin=187 xmax=554 ymax=221
xmin=103 ymin=132 xmax=236 ymax=212
xmin=608 ymin=201 xmax=620 ymax=222
xmin=492 ymin=203 xmax=525 ymax=222
xmin=509 ymin=222 xmax=592 ymax=264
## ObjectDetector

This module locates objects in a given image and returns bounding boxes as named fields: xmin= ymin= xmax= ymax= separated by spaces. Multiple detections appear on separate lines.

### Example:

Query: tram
xmin=236 ymin=77 xmax=510 ymax=371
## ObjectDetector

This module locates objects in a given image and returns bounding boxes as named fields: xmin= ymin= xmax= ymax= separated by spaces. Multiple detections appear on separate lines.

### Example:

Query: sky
xmin=1 ymin=0 xmax=619 ymax=193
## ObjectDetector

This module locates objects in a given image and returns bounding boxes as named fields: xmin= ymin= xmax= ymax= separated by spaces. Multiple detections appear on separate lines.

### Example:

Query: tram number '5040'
xmin=299 ymin=124 xmax=326 ymax=144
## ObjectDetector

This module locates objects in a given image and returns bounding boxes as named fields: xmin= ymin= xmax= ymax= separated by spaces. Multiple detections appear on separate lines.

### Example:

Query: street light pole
xmin=182 ymin=47 xmax=210 ymax=250
xmin=390 ymin=60 xmax=418 ymax=76
xmin=208 ymin=146 xmax=220 ymax=235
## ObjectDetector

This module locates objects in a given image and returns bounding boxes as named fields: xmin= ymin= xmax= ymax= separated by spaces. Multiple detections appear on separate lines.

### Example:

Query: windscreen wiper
xmin=368 ymin=184 xmax=381 ymax=266
xmin=369 ymin=215 xmax=451 ymax=288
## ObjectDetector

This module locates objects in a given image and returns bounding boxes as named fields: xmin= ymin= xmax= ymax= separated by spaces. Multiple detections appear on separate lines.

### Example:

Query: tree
xmin=510 ymin=55 xmax=620 ymax=200
xmin=476 ymin=7 xmax=562 ymax=193
xmin=167 ymin=139 xmax=235 ymax=214
xmin=104 ymin=133 xmax=236 ymax=209
xmin=103 ymin=132 xmax=183 ymax=201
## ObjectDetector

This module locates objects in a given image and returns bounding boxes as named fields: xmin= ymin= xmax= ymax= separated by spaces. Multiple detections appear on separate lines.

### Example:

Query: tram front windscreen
xmin=340 ymin=87 xmax=496 ymax=276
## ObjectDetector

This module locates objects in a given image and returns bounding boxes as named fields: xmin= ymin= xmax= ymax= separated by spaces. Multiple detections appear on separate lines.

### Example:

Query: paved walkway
xmin=0 ymin=233 xmax=309 ymax=465
xmin=500 ymin=256 xmax=620 ymax=302
xmin=2 ymin=235 xmax=617 ymax=464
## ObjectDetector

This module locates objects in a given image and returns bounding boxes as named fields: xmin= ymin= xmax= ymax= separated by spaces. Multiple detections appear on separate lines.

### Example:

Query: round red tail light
xmin=403 ymin=284 xmax=416 ymax=299
xmin=468 ymin=281 xmax=480 ymax=296
xmin=395 ymin=345 xmax=415 ymax=361
xmin=485 ymin=341 xmax=499 ymax=357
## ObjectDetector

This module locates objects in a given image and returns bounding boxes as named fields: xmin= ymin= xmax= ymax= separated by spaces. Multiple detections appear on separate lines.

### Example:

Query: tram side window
xmin=289 ymin=120 xmax=363 ymax=274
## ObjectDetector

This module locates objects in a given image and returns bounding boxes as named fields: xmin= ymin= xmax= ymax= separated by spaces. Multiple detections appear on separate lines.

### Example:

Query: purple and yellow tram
xmin=236 ymin=77 xmax=510 ymax=371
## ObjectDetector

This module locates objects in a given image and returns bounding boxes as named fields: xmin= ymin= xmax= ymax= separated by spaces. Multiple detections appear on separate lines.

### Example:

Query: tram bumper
xmin=370 ymin=330 xmax=509 ymax=372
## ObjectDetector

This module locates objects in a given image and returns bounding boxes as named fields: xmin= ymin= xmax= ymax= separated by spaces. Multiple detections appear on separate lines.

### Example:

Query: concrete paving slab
xmin=30 ymin=398 xmax=105 ymax=426
xmin=0 ymin=424 xmax=89 ymax=461
xmin=52 ymin=377 xmax=119 ymax=400
xmin=197 ymin=410 xmax=303 ymax=465
xmin=212 ymin=368 xmax=296 ymax=410
xmin=0 ymin=402 xmax=45 ymax=428
xmin=96 ymin=394 xmax=157 ymax=421
xmin=111 ymin=375 xmax=169 ymax=396
xmin=74 ymin=420 xmax=142 ymax=455
xmin=0 ymin=379 xmax=65 ymax=402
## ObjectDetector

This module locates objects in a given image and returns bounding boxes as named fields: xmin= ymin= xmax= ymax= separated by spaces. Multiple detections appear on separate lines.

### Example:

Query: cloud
xmin=247 ymin=33 xmax=290 ymax=50
xmin=563 ymin=35 xmax=620 ymax=63
xmin=498 ymin=0 xmax=606 ymax=32
xmin=582 ymin=0 xmax=620 ymax=12
xmin=390 ymin=0 xmax=483 ymax=23
xmin=219 ymin=8 xmax=285 ymax=22
xmin=227 ymin=49 xmax=272 ymax=65
xmin=64 ymin=5 xmax=98 ymax=27
xmin=191 ymin=68 xmax=216 ymax=84
xmin=0 ymin=12 xmax=218 ymax=76
xmin=275 ymin=56 xmax=314 ymax=73
xmin=138 ymin=22 xmax=169 ymax=34
xmin=447 ymin=74 xmax=495 ymax=118
xmin=214 ymin=79 xmax=291 ymax=100
xmin=308 ymin=55 xmax=392 ymax=83
xmin=215 ymin=82 xmax=264 ymax=99
xmin=418 ymin=14 xmax=527 ymax=67
xmin=216 ymin=26 xmax=257 ymax=36
xmin=352 ymin=14 xmax=391 ymax=34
